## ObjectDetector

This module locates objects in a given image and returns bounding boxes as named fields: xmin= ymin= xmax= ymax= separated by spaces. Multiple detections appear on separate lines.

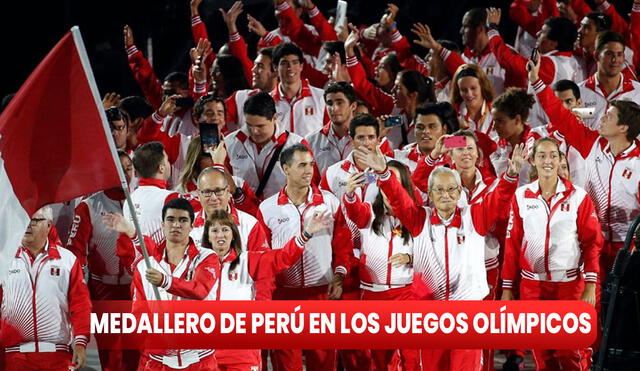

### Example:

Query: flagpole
xmin=70 ymin=26 xmax=161 ymax=300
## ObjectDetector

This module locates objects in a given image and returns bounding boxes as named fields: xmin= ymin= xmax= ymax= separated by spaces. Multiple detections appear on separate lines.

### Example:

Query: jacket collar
xmin=154 ymin=237 xmax=200 ymax=262
xmin=277 ymin=185 xmax=324 ymax=206
xmin=271 ymin=79 xmax=313 ymax=103
xmin=429 ymin=207 xmax=462 ymax=228
xmin=18 ymin=237 xmax=61 ymax=259
xmin=138 ymin=178 xmax=168 ymax=189
xmin=523 ymin=177 xmax=574 ymax=199
xmin=584 ymin=73 xmax=636 ymax=98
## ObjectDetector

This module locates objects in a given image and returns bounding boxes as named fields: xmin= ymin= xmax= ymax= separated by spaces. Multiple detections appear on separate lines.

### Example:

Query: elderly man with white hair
xmin=1 ymin=206 xmax=91 ymax=371
xmin=354 ymin=143 xmax=525 ymax=370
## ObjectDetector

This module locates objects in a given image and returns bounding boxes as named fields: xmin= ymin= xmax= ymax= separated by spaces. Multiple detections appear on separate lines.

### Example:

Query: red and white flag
xmin=0 ymin=27 xmax=122 ymax=283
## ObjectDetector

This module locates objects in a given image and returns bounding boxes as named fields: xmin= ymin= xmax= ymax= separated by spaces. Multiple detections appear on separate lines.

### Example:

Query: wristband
xmin=487 ymin=23 xmax=499 ymax=30
xmin=303 ymin=231 xmax=313 ymax=240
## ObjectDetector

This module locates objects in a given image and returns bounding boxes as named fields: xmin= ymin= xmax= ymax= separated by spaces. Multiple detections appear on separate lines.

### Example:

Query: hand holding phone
xmin=527 ymin=47 xmax=539 ymax=72
xmin=384 ymin=115 xmax=404 ymax=128
xmin=443 ymin=136 xmax=467 ymax=149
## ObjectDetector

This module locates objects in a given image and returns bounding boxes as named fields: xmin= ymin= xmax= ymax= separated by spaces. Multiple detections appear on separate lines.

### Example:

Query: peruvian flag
xmin=0 ymin=27 xmax=122 ymax=283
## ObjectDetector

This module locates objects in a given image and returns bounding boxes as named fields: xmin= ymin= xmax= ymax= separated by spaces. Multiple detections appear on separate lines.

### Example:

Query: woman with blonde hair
xmin=449 ymin=64 xmax=496 ymax=141
xmin=176 ymin=136 xmax=212 ymax=195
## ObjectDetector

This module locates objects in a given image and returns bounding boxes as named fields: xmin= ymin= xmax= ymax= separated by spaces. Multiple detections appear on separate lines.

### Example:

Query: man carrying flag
xmin=0 ymin=27 xmax=136 ymax=370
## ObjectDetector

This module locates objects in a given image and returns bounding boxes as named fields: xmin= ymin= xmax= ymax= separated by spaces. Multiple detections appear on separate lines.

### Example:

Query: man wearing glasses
xmin=1 ymin=206 xmax=91 ymax=370
xmin=270 ymin=42 xmax=329 ymax=137
xmin=191 ymin=167 xmax=270 ymax=256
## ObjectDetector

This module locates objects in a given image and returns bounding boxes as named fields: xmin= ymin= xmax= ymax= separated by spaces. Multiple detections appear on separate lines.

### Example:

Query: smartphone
xmin=384 ymin=115 xmax=404 ymax=128
xmin=530 ymin=47 xmax=539 ymax=62
xmin=571 ymin=107 xmax=595 ymax=119
xmin=444 ymin=136 xmax=468 ymax=149
xmin=175 ymin=96 xmax=195 ymax=109
xmin=199 ymin=122 xmax=220 ymax=151
xmin=363 ymin=171 xmax=378 ymax=184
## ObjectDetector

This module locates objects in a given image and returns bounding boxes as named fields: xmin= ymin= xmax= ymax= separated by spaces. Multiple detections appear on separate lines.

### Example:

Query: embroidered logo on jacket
xmin=304 ymin=106 xmax=315 ymax=116
xmin=50 ymin=266 xmax=61 ymax=276
xmin=622 ymin=168 xmax=633 ymax=179
xmin=228 ymin=271 xmax=239 ymax=281
xmin=560 ymin=203 xmax=570 ymax=212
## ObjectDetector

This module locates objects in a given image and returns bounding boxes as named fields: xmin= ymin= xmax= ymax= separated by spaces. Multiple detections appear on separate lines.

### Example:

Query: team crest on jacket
xmin=228 ymin=271 xmax=239 ymax=281
xmin=50 ymin=266 xmax=61 ymax=276
xmin=622 ymin=168 xmax=633 ymax=179
xmin=560 ymin=203 xmax=570 ymax=212
xmin=304 ymin=106 xmax=314 ymax=116
xmin=457 ymin=234 xmax=465 ymax=245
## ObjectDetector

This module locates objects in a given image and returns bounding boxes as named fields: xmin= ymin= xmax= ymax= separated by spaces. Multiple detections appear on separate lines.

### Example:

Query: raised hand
xmin=220 ymin=1 xmax=244 ymax=33
xmin=247 ymin=14 xmax=267 ymax=37
xmin=353 ymin=145 xmax=386 ymax=173
xmin=430 ymin=134 xmax=450 ymax=159
xmin=102 ymin=213 xmax=135 ymax=238
xmin=486 ymin=7 xmax=501 ymax=25
xmin=345 ymin=172 xmax=366 ymax=195
xmin=344 ymin=23 xmax=361 ymax=57
xmin=206 ymin=141 xmax=227 ymax=165
xmin=158 ymin=95 xmax=180 ymax=117
xmin=123 ymin=25 xmax=135 ymax=49
xmin=381 ymin=3 xmax=399 ymax=27
xmin=190 ymin=0 xmax=203 ymax=16
xmin=304 ymin=210 xmax=333 ymax=236
xmin=411 ymin=23 xmax=440 ymax=51
xmin=102 ymin=92 xmax=121 ymax=109
xmin=507 ymin=143 xmax=526 ymax=178
xmin=191 ymin=38 xmax=212 ymax=82
xmin=526 ymin=49 xmax=541 ymax=82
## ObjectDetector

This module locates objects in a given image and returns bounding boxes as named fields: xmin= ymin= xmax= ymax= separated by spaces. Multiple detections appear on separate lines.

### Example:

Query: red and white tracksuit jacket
xmin=486 ymin=28 xmax=582 ymax=86
xmin=490 ymin=124 xmax=540 ymax=186
xmin=342 ymin=193 xmax=414 ymax=291
xmin=377 ymin=168 xmax=519 ymax=300
xmin=534 ymin=79 xmax=640 ymax=244
xmin=275 ymin=1 xmax=336 ymax=58
xmin=394 ymin=143 xmax=426 ymax=172
xmin=305 ymin=123 xmax=353 ymax=175
xmin=509 ymin=0 xmax=547 ymax=58
xmin=439 ymin=43 xmax=511 ymax=95
xmin=223 ymin=124 xmax=314 ymax=200
xmin=212 ymin=235 xmax=307 ymax=368
xmin=456 ymin=100 xmax=497 ymax=142
xmin=122 ymin=178 xmax=180 ymax=244
xmin=502 ymin=178 xmax=603 ymax=290
xmin=1 ymin=239 xmax=91 ymax=352
xmin=271 ymin=80 xmax=329 ymax=138
xmin=225 ymin=88 xmax=260 ymax=132
xmin=67 ymin=189 xmax=132 ymax=286
xmin=321 ymin=152 xmax=384 ymax=204
xmin=131 ymin=237 xmax=219 ymax=369
xmin=577 ymin=74 xmax=640 ymax=130
xmin=257 ymin=186 xmax=353 ymax=288
xmin=345 ymin=56 xmax=395 ymax=117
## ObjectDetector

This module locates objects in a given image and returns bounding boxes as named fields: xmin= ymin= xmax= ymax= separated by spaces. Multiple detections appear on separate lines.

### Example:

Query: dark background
xmin=0 ymin=0 xmax=633 ymax=100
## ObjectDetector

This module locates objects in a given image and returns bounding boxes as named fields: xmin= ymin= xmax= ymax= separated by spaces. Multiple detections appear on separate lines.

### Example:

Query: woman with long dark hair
xmin=342 ymin=159 xmax=419 ymax=370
